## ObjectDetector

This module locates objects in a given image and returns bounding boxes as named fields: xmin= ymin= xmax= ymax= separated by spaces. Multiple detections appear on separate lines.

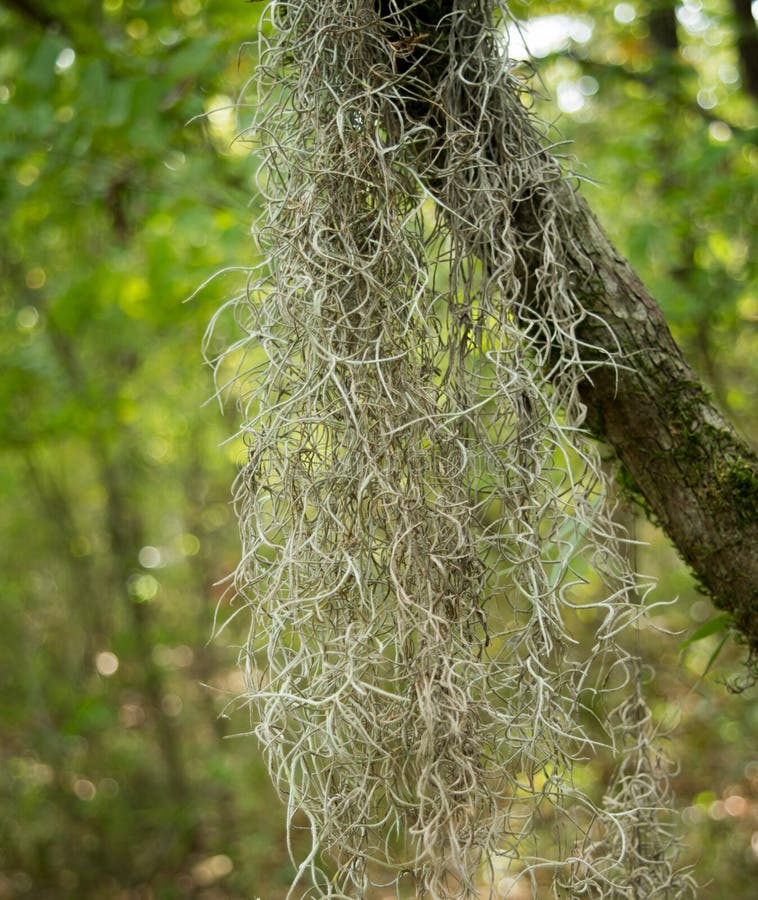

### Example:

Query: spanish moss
xmin=211 ymin=2 xmax=696 ymax=896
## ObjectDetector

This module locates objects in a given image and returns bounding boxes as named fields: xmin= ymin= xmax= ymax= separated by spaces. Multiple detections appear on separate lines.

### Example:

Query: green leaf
xmin=701 ymin=632 xmax=730 ymax=679
xmin=679 ymin=613 xmax=732 ymax=650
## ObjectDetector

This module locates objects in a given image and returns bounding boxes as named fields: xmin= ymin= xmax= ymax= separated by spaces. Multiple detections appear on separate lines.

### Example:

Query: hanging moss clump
xmin=212 ymin=2 xmax=696 ymax=897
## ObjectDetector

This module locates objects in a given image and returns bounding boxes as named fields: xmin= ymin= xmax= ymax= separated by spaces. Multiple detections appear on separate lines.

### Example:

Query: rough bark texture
xmin=509 ymin=175 xmax=758 ymax=656
xmin=559 ymin=186 xmax=758 ymax=655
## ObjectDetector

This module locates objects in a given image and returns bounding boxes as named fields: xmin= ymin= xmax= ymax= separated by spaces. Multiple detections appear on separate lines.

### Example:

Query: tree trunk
xmin=731 ymin=0 xmax=758 ymax=105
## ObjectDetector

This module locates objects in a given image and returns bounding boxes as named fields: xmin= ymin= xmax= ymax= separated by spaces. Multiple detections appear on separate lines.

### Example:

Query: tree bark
xmin=502 ymin=171 xmax=758 ymax=657
xmin=558 ymin=184 xmax=758 ymax=655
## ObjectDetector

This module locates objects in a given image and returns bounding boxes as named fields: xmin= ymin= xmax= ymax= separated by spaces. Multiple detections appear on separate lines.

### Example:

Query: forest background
xmin=0 ymin=0 xmax=756 ymax=897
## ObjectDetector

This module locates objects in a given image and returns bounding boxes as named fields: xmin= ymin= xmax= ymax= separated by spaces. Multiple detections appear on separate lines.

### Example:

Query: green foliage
xmin=0 ymin=1 xmax=756 ymax=898
xmin=680 ymin=612 xmax=732 ymax=650
xmin=0 ymin=2 xmax=293 ymax=897
xmin=519 ymin=0 xmax=758 ymax=431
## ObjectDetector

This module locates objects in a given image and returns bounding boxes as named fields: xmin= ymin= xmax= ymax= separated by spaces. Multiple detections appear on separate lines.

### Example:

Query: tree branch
xmin=3 ymin=0 xmax=104 ymax=58
xmin=731 ymin=0 xmax=758 ymax=104
xmin=647 ymin=0 xmax=679 ymax=52
xmin=395 ymin=1 xmax=758 ymax=654
xmin=503 ymin=170 xmax=758 ymax=655
xmin=560 ymin=185 xmax=758 ymax=654
xmin=3 ymin=0 xmax=59 ymax=31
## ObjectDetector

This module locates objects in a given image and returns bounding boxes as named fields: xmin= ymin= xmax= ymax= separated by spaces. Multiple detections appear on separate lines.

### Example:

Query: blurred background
xmin=0 ymin=1 xmax=756 ymax=897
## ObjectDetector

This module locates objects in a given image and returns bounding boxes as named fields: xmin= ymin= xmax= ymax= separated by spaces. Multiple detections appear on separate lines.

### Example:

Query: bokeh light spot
xmin=95 ymin=651 xmax=119 ymax=676
xmin=16 ymin=306 xmax=39 ymax=330
xmin=55 ymin=48 xmax=76 ymax=73
xmin=138 ymin=545 xmax=162 ymax=568
xmin=16 ymin=164 xmax=40 ymax=186
xmin=126 ymin=18 xmax=149 ymax=40
xmin=192 ymin=854 xmax=233 ymax=885
xmin=613 ymin=3 xmax=636 ymax=24
xmin=178 ymin=532 xmax=200 ymax=556
xmin=128 ymin=573 xmax=159 ymax=602
xmin=708 ymin=121 xmax=732 ymax=143
xmin=724 ymin=795 xmax=748 ymax=816
xmin=73 ymin=778 xmax=96 ymax=801
xmin=25 ymin=267 xmax=46 ymax=290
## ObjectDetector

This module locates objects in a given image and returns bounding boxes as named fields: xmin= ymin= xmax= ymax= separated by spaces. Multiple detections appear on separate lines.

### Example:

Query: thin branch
xmin=731 ymin=0 xmax=758 ymax=104
xmin=2 ymin=0 xmax=58 ymax=31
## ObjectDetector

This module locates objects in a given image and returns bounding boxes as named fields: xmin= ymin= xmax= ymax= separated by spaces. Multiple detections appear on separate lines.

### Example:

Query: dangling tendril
xmin=209 ymin=2 xmax=696 ymax=897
